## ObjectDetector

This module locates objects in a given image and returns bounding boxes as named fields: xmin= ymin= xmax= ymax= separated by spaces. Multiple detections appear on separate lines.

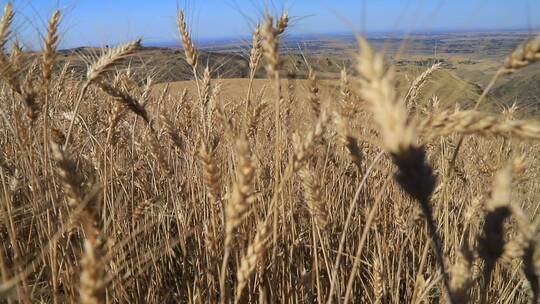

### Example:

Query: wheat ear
xmin=356 ymin=35 xmax=454 ymax=304
xmin=86 ymin=40 xmax=141 ymax=84
xmin=0 ymin=3 xmax=13 ymax=52
xmin=177 ymin=11 xmax=198 ymax=68
xmin=404 ymin=63 xmax=441 ymax=109
xmin=225 ymin=134 xmax=255 ymax=248
xmin=41 ymin=10 xmax=60 ymax=84
xmin=65 ymin=40 xmax=141 ymax=147
xmin=299 ymin=166 xmax=328 ymax=230
xmin=235 ymin=220 xmax=271 ymax=302
xmin=0 ymin=3 xmax=21 ymax=94
xmin=199 ymin=140 xmax=222 ymax=203
xmin=418 ymin=110 xmax=540 ymax=140
xmin=500 ymin=35 xmax=540 ymax=75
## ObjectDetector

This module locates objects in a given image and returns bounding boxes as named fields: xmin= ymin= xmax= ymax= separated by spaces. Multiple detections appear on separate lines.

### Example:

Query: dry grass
xmin=1 ymin=4 xmax=540 ymax=303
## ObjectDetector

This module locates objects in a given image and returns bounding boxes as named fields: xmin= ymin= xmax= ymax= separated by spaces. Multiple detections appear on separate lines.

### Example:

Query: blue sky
xmin=6 ymin=0 xmax=540 ymax=48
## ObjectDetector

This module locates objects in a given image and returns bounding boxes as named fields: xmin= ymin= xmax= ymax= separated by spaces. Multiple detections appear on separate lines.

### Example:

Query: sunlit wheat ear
xmin=249 ymin=24 xmax=262 ymax=73
xmin=225 ymin=135 xmax=255 ymax=248
xmin=404 ymin=63 xmax=441 ymax=110
xmin=355 ymin=35 xmax=455 ymax=303
xmin=49 ymin=141 xmax=83 ymax=210
xmin=0 ymin=3 xmax=13 ymax=51
xmin=334 ymin=114 xmax=362 ymax=170
xmin=355 ymin=36 xmax=415 ymax=154
xmin=235 ymin=220 xmax=271 ymax=302
xmin=307 ymin=69 xmax=321 ymax=117
xmin=299 ymin=166 xmax=328 ymax=230
xmin=372 ymin=258 xmax=384 ymax=304
xmin=41 ymin=10 xmax=60 ymax=85
xmin=0 ymin=3 xmax=20 ymax=92
xmin=85 ymin=39 xmax=141 ymax=84
xmin=177 ymin=11 xmax=198 ymax=68
xmin=500 ymin=35 xmax=540 ymax=75
xmin=262 ymin=12 xmax=288 ymax=79
xmin=417 ymin=110 xmax=540 ymax=140
xmin=201 ymin=66 xmax=211 ymax=106
xmin=355 ymin=36 xmax=434 ymax=201
xmin=478 ymin=165 xmax=512 ymax=303
xmin=262 ymin=15 xmax=278 ymax=78
xmin=199 ymin=140 xmax=221 ymax=203
xmin=248 ymin=100 xmax=268 ymax=138
xmin=9 ymin=39 xmax=21 ymax=68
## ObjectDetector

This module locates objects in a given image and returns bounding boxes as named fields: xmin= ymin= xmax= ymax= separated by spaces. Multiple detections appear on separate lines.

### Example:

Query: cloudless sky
xmin=6 ymin=0 xmax=540 ymax=48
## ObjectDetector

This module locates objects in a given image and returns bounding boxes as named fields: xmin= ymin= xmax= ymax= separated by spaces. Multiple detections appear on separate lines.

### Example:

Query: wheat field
xmin=1 ymin=4 xmax=540 ymax=303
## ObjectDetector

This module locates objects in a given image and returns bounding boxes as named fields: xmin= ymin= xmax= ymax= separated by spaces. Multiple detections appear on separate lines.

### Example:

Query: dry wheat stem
xmin=343 ymin=176 xmax=390 ymax=304
xmin=326 ymin=151 xmax=384 ymax=304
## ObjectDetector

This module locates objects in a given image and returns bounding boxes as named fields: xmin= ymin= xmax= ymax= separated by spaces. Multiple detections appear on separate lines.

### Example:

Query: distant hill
xmin=56 ymin=47 xmax=252 ymax=83
xmin=490 ymin=65 xmax=540 ymax=114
